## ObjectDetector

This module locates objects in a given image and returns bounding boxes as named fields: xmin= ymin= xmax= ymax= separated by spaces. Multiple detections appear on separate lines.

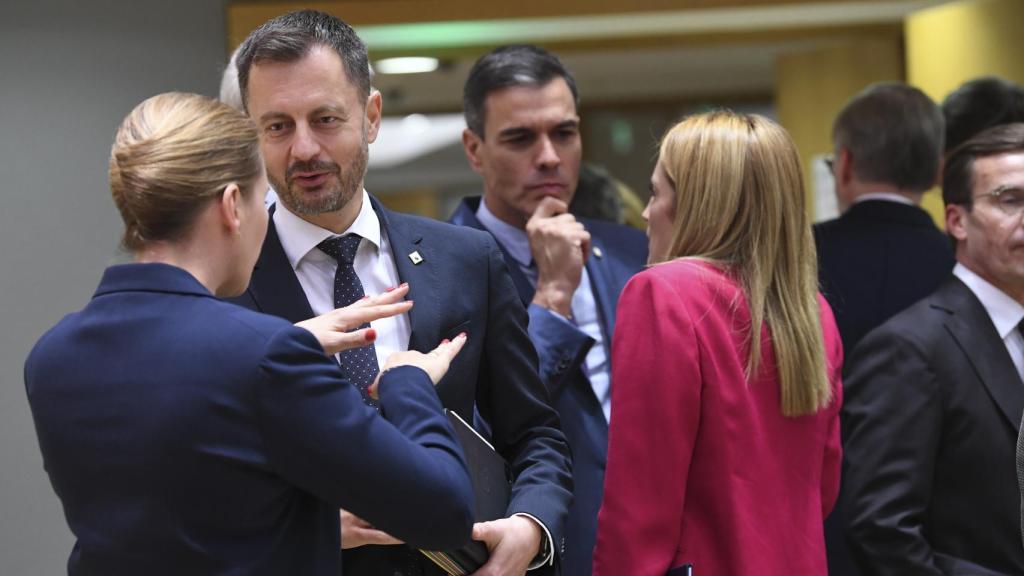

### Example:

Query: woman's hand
xmin=369 ymin=333 xmax=468 ymax=398
xmin=295 ymin=283 xmax=413 ymax=356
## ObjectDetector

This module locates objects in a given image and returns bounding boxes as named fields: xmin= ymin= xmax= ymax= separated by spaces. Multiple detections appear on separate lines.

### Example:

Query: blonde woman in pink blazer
xmin=594 ymin=111 xmax=844 ymax=576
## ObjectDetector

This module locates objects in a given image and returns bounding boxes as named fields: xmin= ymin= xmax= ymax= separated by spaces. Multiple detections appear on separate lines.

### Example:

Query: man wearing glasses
xmin=815 ymin=82 xmax=954 ymax=356
xmin=842 ymin=123 xmax=1024 ymax=575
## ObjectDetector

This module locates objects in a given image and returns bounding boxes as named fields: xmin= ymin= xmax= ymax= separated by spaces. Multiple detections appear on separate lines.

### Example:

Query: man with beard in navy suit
xmin=230 ymin=12 xmax=572 ymax=576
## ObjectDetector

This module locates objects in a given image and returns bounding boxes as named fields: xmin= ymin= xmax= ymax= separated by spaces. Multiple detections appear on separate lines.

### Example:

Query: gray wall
xmin=0 ymin=2 xmax=227 ymax=573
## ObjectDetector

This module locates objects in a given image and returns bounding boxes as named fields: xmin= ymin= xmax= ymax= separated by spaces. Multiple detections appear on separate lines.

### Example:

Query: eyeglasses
xmin=974 ymin=186 xmax=1024 ymax=217
xmin=823 ymin=154 xmax=835 ymax=173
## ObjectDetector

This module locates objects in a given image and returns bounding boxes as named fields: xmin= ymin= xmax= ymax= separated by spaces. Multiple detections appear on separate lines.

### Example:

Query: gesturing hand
xmin=295 ymin=283 xmax=412 ymax=356
xmin=526 ymin=197 xmax=590 ymax=318
xmin=369 ymin=333 xmax=468 ymax=398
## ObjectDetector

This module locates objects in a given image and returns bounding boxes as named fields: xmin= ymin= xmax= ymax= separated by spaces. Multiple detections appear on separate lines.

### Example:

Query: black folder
xmin=420 ymin=410 xmax=512 ymax=575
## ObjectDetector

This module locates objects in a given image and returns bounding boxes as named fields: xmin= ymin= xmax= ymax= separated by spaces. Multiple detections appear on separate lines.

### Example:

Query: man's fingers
xmin=340 ymin=509 xmax=372 ymax=528
xmin=471 ymin=521 xmax=499 ymax=548
xmin=354 ymin=527 xmax=403 ymax=546
xmin=342 ymin=526 xmax=404 ymax=549
xmin=531 ymin=196 xmax=569 ymax=219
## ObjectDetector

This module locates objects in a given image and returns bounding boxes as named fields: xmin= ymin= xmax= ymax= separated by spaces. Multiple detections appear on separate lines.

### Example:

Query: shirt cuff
xmin=512 ymin=512 xmax=555 ymax=569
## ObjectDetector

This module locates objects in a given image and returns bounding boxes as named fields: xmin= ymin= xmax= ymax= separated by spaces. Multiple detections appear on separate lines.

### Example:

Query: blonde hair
xmin=656 ymin=111 xmax=831 ymax=417
xmin=108 ymin=92 xmax=262 ymax=251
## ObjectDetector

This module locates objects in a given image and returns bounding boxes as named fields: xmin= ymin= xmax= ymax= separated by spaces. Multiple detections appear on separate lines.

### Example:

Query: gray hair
xmin=218 ymin=46 xmax=244 ymax=111
xmin=833 ymin=82 xmax=944 ymax=193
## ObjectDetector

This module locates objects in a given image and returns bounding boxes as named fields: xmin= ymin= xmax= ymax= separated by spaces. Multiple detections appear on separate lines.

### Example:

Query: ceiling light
xmin=375 ymin=57 xmax=439 ymax=75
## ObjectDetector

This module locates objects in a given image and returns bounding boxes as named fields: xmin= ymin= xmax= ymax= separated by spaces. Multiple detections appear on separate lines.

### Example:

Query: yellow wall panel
xmin=907 ymin=0 xmax=1024 ymax=225
xmin=775 ymin=37 xmax=903 ymax=218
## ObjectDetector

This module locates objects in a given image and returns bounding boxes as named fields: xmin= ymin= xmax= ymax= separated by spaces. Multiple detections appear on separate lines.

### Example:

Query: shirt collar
xmin=854 ymin=192 xmax=916 ymax=206
xmin=954 ymin=262 xmax=1024 ymax=340
xmin=475 ymin=197 xmax=532 ymax=268
xmin=273 ymin=189 xmax=381 ymax=270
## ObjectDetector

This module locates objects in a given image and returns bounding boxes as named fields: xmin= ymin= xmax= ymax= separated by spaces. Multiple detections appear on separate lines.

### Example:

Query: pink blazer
xmin=593 ymin=259 xmax=843 ymax=576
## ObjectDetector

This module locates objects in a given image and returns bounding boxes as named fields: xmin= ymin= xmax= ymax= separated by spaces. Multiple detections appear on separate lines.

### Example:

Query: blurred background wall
xmin=1 ymin=0 xmax=1022 ymax=573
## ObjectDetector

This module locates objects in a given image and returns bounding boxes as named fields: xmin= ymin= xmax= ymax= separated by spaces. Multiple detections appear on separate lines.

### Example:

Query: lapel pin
xmin=593 ymin=246 xmax=604 ymax=259
xmin=408 ymin=251 xmax=424 ymax=265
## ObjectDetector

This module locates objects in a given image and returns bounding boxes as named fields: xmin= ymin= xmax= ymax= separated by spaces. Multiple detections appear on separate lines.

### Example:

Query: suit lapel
xmin=584 ymin=234 xmax=616 ymax=351
xmin=249 ymin=217 xmax=315 ymax=324
xmin=938 ymin=278 xmax=1024 ymax=431
xmin=451 ymin=198 xmax=535 ymax=305
xmin=371 ymin=197 xmax=441 ymax=353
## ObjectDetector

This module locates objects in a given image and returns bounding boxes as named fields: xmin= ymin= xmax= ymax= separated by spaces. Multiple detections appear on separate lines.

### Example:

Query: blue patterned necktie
xmin=317 ymin=233 xmax=379 ymax=408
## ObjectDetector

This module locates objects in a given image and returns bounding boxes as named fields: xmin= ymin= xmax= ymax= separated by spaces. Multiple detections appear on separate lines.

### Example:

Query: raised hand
xmin=369 ymin=333 xmax=469 ymax=398
xmin=295 ymin=283 xmax=413 ymax=356
xmin=526 ymin=197 xmax=590 ymax=318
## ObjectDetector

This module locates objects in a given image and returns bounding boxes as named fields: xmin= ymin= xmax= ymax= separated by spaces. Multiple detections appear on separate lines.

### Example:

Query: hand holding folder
xmin=420 ymin=410 xmax=512 ymax=575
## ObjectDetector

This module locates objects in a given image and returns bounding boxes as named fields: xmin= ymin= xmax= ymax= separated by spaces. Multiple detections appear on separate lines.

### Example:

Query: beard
xmin=269 ymin=137 xmax=368 ymax=217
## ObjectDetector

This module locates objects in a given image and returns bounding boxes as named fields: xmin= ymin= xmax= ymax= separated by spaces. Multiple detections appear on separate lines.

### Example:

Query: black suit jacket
xmin=450 ymin=197 xmax=647 ymax=576
xmin=842 ymin=276 xmax=1024 ymax=575
xmin=230 ymin=197 xmax=573 ymax=575
xmin=814 ymin=199 xmax=954 ymax=354
xmin=814 ymin=199 xmax=955 ymax=576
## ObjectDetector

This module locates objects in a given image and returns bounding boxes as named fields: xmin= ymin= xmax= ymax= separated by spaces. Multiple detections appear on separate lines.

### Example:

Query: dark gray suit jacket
xmin=843 ymin=276 xmax=1024 ymax=575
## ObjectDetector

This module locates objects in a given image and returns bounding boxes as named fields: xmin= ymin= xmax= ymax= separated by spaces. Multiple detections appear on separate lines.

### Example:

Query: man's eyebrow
xmin=258 ymin=111 xmax=289 ymax=124
xmin=554 ymin=119 xmax=580 ymax=130
xmin=310 ymin=105 xmax=347 ymax=117
xmin=992 ymin=184 xmax=1024 ymax=195
xmin=497 ymin=126 xmax=535 ymax=139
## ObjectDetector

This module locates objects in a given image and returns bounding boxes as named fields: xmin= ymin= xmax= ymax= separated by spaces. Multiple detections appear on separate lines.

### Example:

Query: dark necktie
xmin=317 ymin=233 xmax=379 ymax=408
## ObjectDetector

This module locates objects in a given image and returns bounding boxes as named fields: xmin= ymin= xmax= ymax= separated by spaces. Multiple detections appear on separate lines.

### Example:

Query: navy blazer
xmin=450 ymin=197 xmax=647 ymax=576
xmin=814 ymin=199 xmax=954 ymax=354
xmin=231 ymin=197 xmax=573 ymax=575
xmin=24 ymin=263 xmax=474 ymax=576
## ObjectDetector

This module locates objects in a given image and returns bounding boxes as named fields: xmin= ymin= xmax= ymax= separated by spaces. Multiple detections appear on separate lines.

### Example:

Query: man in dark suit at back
xmin=229 ymin=12 xmax=572 ymax=576
xmin=815 ymin=83 xmax=954 ymax=355
xmin=450 ymin=45 xmax=647 ymax=576
xmin=843 ymin=123 xmax=1024 ymax=575
xmin=813 ymin=83 xmax=954 ymax=576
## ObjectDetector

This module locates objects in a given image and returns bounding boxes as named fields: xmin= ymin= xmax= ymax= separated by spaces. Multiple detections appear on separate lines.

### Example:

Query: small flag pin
xmin=408 ymin=251 xmax=424 ymax=265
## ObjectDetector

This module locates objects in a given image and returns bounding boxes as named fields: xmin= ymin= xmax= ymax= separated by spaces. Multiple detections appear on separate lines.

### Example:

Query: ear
xmin=219 ymin=183 xmax=243 ymax=236
xmin=945 ymin=202 xmax=969 ymax=242
xmin=837 ymin=147 xmax=854 ymax=186
xmin=462 ymin=128 xmax=484 ymax=174
xmin=364 ymin=90 xmax=383 ymax=144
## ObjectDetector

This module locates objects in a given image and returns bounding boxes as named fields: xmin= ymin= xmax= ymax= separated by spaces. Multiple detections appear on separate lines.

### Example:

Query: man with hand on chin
xmin=229 ymin=13 xmax=572 ymax=576
xmin=451 ymin=45 xmax=648 ymax=576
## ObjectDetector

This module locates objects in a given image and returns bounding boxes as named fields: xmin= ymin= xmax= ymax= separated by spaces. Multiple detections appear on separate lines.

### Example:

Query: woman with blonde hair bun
xmin=594 ymin=111 xmax=843 ymax=576
xmin=24 ymin=92 xmax=474 ymax=575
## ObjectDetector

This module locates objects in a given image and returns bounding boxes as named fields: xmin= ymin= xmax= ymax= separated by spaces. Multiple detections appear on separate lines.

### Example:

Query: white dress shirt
xmin=954 ymin=263 xmax=1024 ymax=383
xmin=476 ymin=199 xmax=613 ymax=421
xmin=854 ymin=191 xmax=916 ymax=206
xmin=273 ymin=190 xmax=411 ymax=365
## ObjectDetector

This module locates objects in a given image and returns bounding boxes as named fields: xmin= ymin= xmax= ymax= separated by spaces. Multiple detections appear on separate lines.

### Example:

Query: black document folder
xmin=420 ymin=409 xmax=512 ymax=575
